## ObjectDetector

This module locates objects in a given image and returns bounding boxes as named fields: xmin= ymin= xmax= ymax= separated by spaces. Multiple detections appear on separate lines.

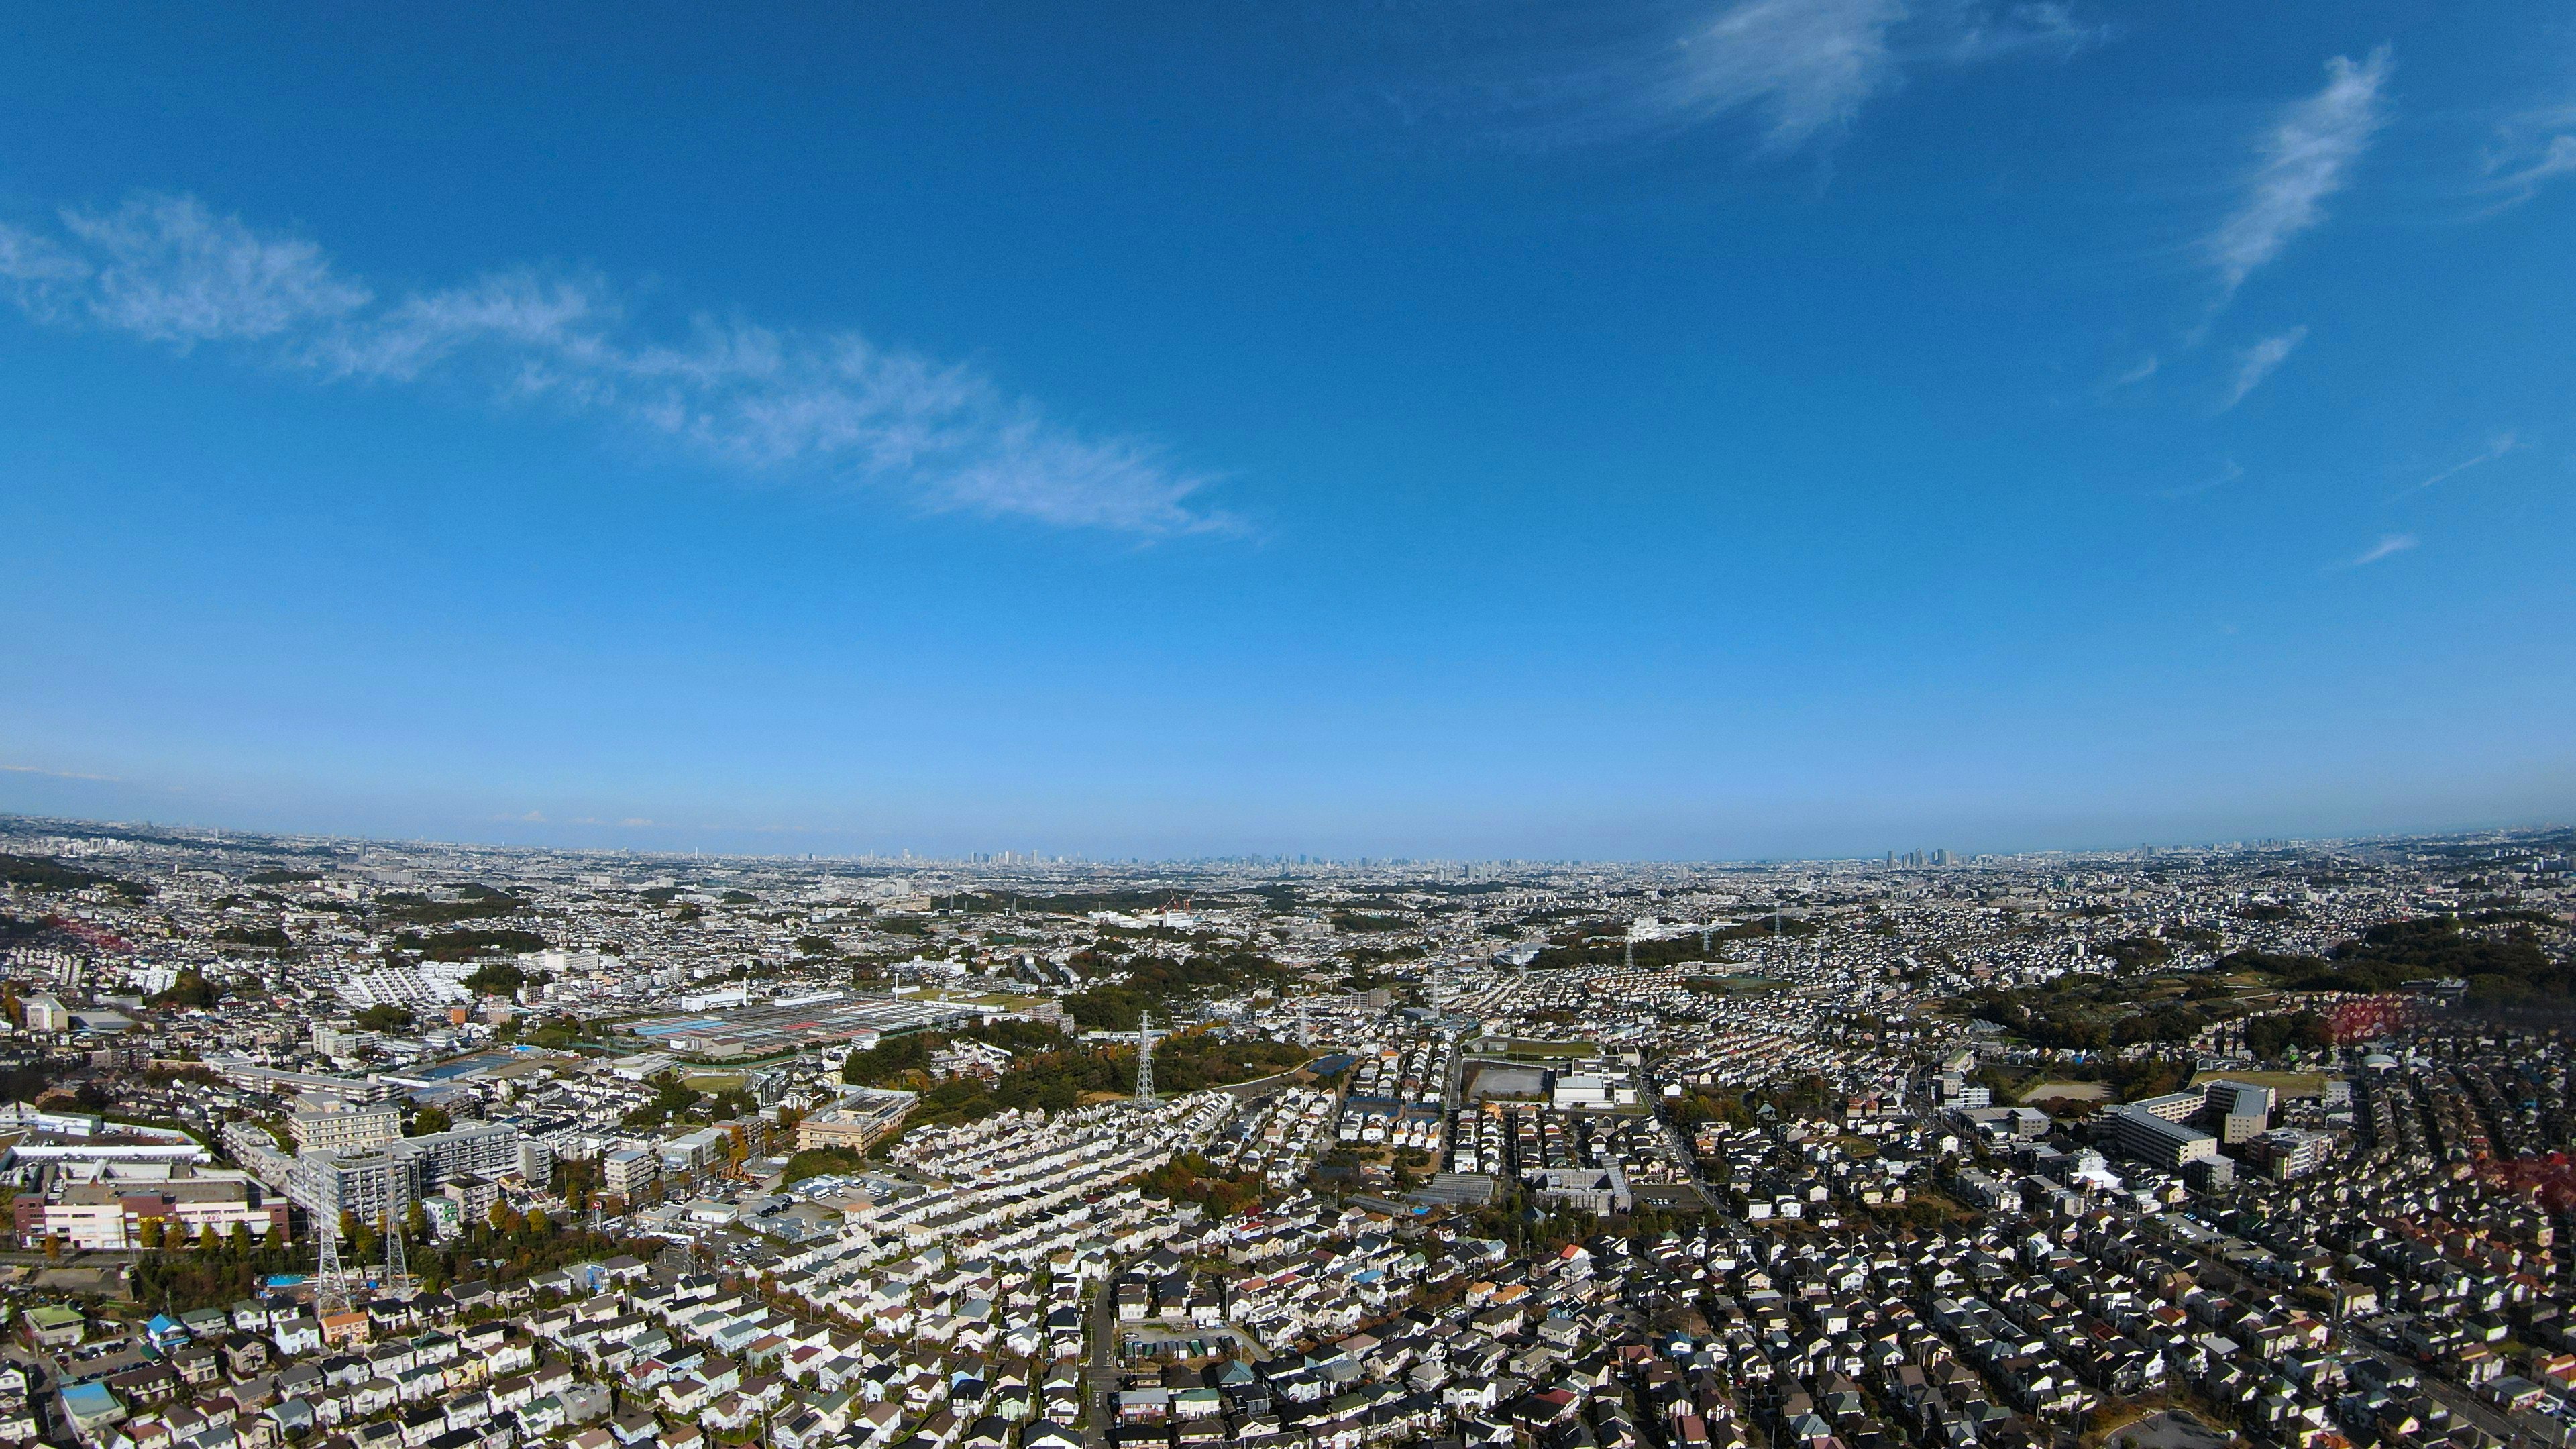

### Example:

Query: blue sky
xmin=3 ymin=2 xmax=2573 ymax=860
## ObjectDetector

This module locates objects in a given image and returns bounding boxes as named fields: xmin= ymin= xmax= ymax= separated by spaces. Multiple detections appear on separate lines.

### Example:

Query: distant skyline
xmin=5 ymin=5 xmax=2575 ymax=859
xmin=2 ymin=793 xmax=2562 ymax=869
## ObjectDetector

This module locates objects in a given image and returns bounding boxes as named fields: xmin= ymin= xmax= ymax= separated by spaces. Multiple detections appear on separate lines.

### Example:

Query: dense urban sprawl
xmin=0 ymin=817 xmax=2573 ymax=1449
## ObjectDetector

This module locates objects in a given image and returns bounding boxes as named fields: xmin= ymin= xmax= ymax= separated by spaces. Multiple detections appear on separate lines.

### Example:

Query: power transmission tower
xmin=1135 ymin=1010 xmax=1156 ymax=1102
xmin=313 ymin=1217 xmax=351 ymax=1317
xmin=382 ymin=1212 xmax=412 ymax=1300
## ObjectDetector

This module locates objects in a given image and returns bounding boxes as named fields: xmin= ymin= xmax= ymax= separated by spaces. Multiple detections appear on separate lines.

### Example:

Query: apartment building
xmin=289 ymin=1095 xmax=403 ymax=1153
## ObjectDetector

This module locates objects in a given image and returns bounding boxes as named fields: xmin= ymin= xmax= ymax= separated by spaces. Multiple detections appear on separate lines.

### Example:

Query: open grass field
xmin=1491 ymin=1038 xmax=1604 ymax=1060
xmin=2190 ymin=1069 xmax=2329 ymax=1097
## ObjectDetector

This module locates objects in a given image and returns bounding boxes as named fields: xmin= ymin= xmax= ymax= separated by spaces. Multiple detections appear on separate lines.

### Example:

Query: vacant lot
xmin=2110 ymin=1411 xmax=2228 ymax=1449
xmin=2019 ymin=1080 xmax=2111 ymax=1104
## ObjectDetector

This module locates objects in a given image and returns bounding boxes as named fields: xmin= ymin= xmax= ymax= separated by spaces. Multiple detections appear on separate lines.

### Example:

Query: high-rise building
xmin=286 ymin=1119 xmax=527 ymax=1226
xmin=288 ymin=1095 xmax=402 ymax=1154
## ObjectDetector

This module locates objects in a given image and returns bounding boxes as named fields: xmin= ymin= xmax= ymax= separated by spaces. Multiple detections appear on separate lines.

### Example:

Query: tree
xmin=345 ymin=1214 xmax=377 ymax=1262
xmin=524 ymin=1208 xmax=549 ymax=1236
xmin=138 ymin=1216 xmax=165 ymax=1250
xmin=197 ymin=1222 xmax=221 ymax=1251
xmin=42 ymin=1234 xmax=59 ymax=1260
xmin=404 ymin=1203 xmax=431 ymax=1243
xmin=410 ymin=1105 xmax=452 ymax=1137
xmin=354 ymin=1004 xmax=413 ymax=1032
xmin=154 ymin=967 xmax=223 ymax=1009
xmin=461 ymin=961 xmax=527 ymax=996
xmin=2245 ymin=1012 xmax=2334 ymax=1061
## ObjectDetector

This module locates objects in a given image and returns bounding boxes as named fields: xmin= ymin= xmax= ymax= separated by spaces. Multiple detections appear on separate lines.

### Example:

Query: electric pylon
xmin=382 ymin=1210 xmax=413 ymax=1299
xmin=313 ymin=1217 xmax=351 ymax=1317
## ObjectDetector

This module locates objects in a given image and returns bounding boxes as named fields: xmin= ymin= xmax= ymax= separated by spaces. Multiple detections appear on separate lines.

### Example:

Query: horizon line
xmin=1 ymin=806 xmax=2563 ymax=874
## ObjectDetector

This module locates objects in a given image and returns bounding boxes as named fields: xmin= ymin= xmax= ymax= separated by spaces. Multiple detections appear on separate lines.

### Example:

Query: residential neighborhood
xmin=1 ymin=817 xmax=2574 ymax=1449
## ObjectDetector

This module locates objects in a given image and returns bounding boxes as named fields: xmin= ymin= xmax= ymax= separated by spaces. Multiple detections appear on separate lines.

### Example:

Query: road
xmin=1212 ymin=1064 xmax=1319 ymax=1102
xmin=2159 ymin=1225 xmax=2540 ymax=1449
xmin=1638 ymin=1053 xmax=1737 ymax=1228
xmin=1081 ymin=1254 xmax=1132 ymax=1449
xmin=2343 ymin=1327 xmax=2538 ymax=1449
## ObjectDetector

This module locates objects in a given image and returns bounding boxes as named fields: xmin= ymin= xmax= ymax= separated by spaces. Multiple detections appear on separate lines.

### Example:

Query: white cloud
xmin=2220 ymin=325 xmax=2306 ymax=410
xmin=2160 ymin=458 xmax=2241 ymax=498
xmin=60 ymin=193 xmax=371 ymax=346
xmin=1662 ymin=0 xmax=1909 ymax=150
xmin=0 ymin=763 xmax=119 ymax=782
xmin=2206 ymin=46 xmax=2392 ymax=299
xmin=1454 ymin=0 xmax=2104 ymax=155
xmin=315 ymin=270 xmax=613 ymax=382
xmin=1943 ymin=2 xmax=2114 ymax=65
xmin=0 ymin=192 xmax=1233 ymax=537
xmin=0 ymin=225 xmax=80 ymax=279
xmin=2392 ymin=431 xmax=2516 ymax=498
xmin=2481 ymin=123 xmax=2576 ymax=210
xmin=1478 ymin=0 xmax=1907 ymax=152
xmin=2110 ymin=353 xmax=2159 ymax=388
xmin=2348 ymin=533 xmax=2416 ymax=567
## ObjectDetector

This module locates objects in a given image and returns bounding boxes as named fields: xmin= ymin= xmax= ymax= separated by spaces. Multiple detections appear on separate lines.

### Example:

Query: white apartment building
xmin=289 ymin=1095 xmax=403 ymax=1153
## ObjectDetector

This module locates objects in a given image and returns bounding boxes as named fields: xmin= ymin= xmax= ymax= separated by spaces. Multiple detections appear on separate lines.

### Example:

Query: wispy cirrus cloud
xmin=2478 ymin=105 xmax=2576 ymax=211
xmin=2390 ymin=431 xmax=2516 ymax=499
xmin=0 ymin=193 xmax=1234 ymax=537
xmin=60 ymin=194 xmax=374 ymax=345
xmin=1943 ymin=2 xmax=2110 ymax=65
xmin=2347 ymin=533 xmax=2416 ymax=568
xmin=2206 ymin=46 xmax=2392 ymax=301
xmin=2220 ymin=325 xmax=2306 ymax=410
xmin=2159 ymin=458 xmax=2242 ymax=499
xmin=1424 ymin=0 xmax=2108 ymax=156
xmin=1632 ymin=0 xmax=1910 ymax=151
xmin=0 ymin=763 xmax=121 ymax=782
xmin=2108 ymin=354 xmax=2159 ymax=388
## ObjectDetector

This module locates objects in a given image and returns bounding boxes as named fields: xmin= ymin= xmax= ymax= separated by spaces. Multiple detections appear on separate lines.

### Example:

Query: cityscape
xmin=0 ymin=815 xmax=2572 ymax=1449
xmin=5 ymin=13 xmax=2575 ymax=1449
